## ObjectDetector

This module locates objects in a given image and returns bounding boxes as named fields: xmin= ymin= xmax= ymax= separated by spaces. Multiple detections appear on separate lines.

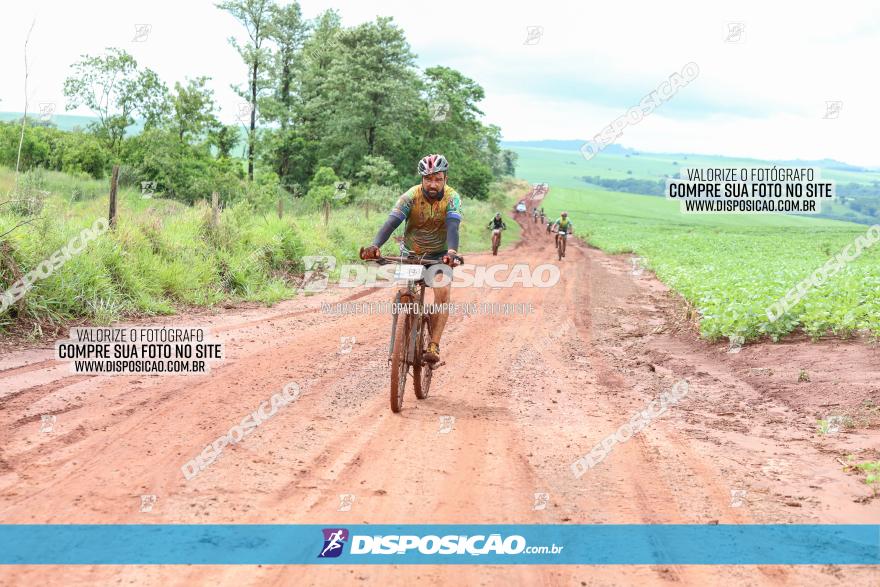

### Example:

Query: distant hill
xmin=509 ymin=141 xmax=880 ymax=225
xmin=501 ymin=139 xmax=876 ymax=173
xmin=502 ymin=140 xmax=633 ymax=156
xmin=0 ymin=111 xmax=247 ymax=156
xmin=0 ymin=111 xmax=100 ymax=132
xmin=782 ymin=158 xmax=867 ymax=172
xmin=0 ymin=112 xmax=157 ymax=136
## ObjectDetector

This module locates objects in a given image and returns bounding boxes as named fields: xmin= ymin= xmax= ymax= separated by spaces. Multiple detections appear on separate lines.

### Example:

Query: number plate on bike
xmin=394 ymin=264 xmax=424 ymax=281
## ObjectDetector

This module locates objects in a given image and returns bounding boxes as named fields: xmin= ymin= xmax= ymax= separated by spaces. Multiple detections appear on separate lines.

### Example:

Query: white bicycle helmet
xmin=418 ymin=153 xmax=449 ymax=176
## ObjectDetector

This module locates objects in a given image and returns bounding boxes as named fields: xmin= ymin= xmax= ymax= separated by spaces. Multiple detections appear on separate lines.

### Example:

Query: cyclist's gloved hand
xmin=442 ymin=249 xmax=459 ymax=267
xmin=361 ymin=245 xmax=380 ymax=260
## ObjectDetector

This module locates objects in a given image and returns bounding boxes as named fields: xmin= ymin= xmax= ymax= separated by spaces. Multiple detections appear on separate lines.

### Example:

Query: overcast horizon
xmin=2 ymin=0 xmax=878 ymax=167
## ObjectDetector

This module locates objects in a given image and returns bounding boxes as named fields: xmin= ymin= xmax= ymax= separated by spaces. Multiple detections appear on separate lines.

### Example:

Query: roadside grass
xmin=843 ymin=457 xmax=880 ymax=496
xmin=0 ymin=166 xmax=527 ymax=334
xmin=543 ymin=185 xmax=880 ymax=341
xmin=817 ymin=416 xmax=855 ymax=435
xmin=818 ymin=400 xmax=880 ymax=435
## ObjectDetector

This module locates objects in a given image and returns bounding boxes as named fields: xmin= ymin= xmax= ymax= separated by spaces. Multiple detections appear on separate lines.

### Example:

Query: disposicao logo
xmin=317 ymin=531 xmax=556 ymax=558
xmin=318 ymin=528 xmax=349 ymax=558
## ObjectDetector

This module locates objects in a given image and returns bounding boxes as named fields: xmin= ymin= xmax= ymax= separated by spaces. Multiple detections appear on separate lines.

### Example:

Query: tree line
xmin=1 ymin=1 xmax=517 ymax=209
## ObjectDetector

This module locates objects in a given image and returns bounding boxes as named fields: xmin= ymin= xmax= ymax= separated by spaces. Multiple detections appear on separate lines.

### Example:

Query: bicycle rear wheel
xmin=389 ymin=306 xmax=412 ymax=413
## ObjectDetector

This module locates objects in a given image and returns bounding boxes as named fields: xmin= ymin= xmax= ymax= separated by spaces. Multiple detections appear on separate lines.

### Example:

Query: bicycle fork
xmin=406 ymin=285 xmax=426 ymax=366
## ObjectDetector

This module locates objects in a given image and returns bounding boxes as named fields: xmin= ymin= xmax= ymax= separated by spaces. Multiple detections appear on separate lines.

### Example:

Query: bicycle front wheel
xmin=390 ymin=308 xmax=412 ymax=413
xmin=414 ymin=315 xmax=431 ymax=400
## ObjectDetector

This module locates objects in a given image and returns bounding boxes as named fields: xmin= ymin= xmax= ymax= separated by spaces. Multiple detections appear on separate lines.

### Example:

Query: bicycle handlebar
xmin=359 ymin=247 xmax=464 ymax=266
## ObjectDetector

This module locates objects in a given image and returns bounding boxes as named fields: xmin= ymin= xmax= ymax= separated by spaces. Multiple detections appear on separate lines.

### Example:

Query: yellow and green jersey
xmin=390 ymin=185 xmax=463 ymax=254
xmin=555 ymin=217 xmax=573 ymax=232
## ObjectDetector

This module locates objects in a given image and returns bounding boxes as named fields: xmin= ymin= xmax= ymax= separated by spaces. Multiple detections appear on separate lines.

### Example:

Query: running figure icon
xmin=318 ymin=528 xmax=349 ymax=558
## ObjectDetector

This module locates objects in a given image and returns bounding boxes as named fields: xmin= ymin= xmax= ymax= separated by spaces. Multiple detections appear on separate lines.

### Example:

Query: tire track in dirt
xmin=0 ymin=198 xmax=878 ymax=585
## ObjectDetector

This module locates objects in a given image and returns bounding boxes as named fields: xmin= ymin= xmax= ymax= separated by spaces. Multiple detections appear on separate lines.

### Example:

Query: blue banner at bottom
xmin=0 ymin=525 xmax=877 ymax=565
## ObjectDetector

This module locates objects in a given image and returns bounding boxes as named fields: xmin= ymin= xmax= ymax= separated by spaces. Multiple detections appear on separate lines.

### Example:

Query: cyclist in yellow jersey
xmin=551 ymin=211 xmax=573 ymax=248
xmin=361 ymin=154 xmax=462 ymax=363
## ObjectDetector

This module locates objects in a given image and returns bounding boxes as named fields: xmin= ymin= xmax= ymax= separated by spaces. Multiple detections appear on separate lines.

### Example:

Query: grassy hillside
xmin=510 ymin=145 xmax=880 ymax=185
xmin=542 ymin=185 xmax=880 ymax=341
xmin=0 ymin=166 xmax=525 ymax=333
xmin=512 ymin=146 xmax=880 ymax=224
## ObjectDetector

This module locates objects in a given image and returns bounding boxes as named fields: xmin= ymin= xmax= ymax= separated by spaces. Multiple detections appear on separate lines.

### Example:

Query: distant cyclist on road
xmin=487 ymin=212 xmax=506 ymax=255
xmin=551 ymin=212 xmax=574 ymax=248
xmin=486 ymin=212 xmax=507 ymax=231
xmin=361 ymin=154 xmax=462 ymax=364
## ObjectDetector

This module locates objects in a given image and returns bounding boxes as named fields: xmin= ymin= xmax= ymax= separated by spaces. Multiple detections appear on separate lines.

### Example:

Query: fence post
xmin=211 ymin=192 xmax=219 ymax=228
xmin=108 ymin=165 xmax=119 ymax=228
xmin=277 ymin=196 xmax=283 ymax=219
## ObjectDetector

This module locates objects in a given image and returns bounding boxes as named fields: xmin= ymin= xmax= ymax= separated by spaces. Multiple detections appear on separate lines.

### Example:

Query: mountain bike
xmin=555 ymin=229 xmax=568 ymax=260
xmin=359 ymin=249 xmax=463 ymax=413
xmin=490 ymin=228 xmax=502 ymax=256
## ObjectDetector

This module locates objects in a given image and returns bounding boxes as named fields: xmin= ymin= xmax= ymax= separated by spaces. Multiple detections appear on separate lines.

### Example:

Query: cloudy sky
xmin=2 ymin=0 xmax=878 ymax=166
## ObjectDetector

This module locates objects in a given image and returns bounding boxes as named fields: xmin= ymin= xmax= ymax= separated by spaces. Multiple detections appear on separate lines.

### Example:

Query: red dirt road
xmin=1 ymin=206 xmax=879 ymax=585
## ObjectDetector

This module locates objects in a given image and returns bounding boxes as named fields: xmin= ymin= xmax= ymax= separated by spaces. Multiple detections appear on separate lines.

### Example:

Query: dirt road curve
xmin=1 ymin=202 xmax=878 ymax=586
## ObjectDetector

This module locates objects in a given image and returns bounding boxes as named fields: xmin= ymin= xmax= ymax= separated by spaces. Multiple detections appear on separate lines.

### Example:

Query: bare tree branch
xmin=13 ymin=19 xmax=37 ymax=194
xmin=0 ymin=217 xmax=37 ymax=240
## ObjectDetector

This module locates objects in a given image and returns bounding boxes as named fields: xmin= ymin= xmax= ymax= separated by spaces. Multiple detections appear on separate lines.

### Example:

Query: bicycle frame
xmin=359 ymin=250 xmax=463 ymax=413
xmin=374 ymin=254 xmax=456 ymax=362
xmin=388 ymin=278 xmax=426 ymax=363
xmin=555 ymin=230 xmax=569 ymax=259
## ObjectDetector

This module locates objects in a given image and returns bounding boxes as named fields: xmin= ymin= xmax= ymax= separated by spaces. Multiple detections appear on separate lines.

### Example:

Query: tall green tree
xmin=418 ymin=66 xmax=498 ymax=198
xmin=217 ymin=0 xmax=275 ymax=181
xmin=169 ymin=77 xmax=219 ymax=143
xmin=262 ymin=1 xmax=307 ymax=186
xmin=500 ymin=149 xmax=518 ymax=176
xmin=422 ymin=65 xmax=485 ymax=144
xmin=319 ymin=17 xmax=422 ymax=178
xmin=63 ymin=48 xmax=168 ymax=155
xmin=289 ymin=9 xmax=343 ymax=187
xmin=209 ymin=124 xmax=240 ymax=159
xmin=356 ymin=154 xmax=397 ymax=186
